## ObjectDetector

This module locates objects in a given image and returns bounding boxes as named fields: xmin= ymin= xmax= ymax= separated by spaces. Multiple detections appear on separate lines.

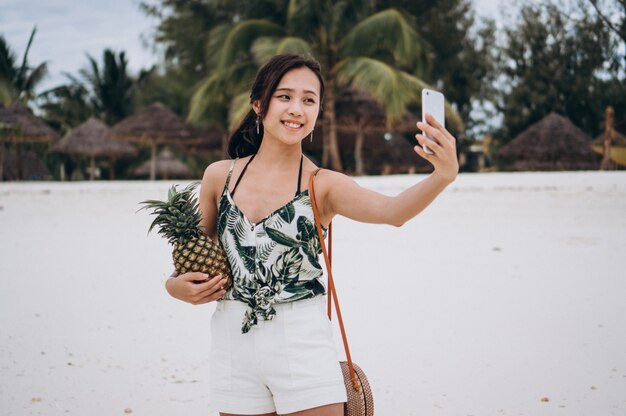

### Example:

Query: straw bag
xmin=309 ymin=169 xmax=375 ymax=416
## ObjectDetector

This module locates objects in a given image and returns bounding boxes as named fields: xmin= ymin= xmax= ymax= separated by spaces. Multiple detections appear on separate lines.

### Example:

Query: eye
xmin=276 ymin=94 xmax=290 ymax=100
xmin=304 ymin=98 xmax=316 ymax=104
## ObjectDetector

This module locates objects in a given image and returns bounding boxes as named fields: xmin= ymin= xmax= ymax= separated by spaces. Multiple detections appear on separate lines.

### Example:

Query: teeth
xmin=283 ymin=121 xmax=302 ymax=128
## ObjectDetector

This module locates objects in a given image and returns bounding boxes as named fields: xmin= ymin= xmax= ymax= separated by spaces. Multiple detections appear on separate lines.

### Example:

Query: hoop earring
xmin=255 ymin=115 xmax=260 ymax=135
xmin=310 ymin=129 xmax=314 ymax=142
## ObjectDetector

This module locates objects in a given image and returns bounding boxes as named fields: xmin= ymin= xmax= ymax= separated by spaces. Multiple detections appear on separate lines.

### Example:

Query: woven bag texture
xmin=340 ymin=361 xmax=374 ymax=416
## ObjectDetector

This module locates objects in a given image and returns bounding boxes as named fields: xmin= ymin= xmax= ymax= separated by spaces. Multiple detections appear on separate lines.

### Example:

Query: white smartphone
xmin=421 ymin=89 xmax=445 ymax=154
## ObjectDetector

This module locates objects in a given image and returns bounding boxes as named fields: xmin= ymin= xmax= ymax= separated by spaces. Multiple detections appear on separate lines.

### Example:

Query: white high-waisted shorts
xmin=209 ymin=296 xmax=347 ymax=415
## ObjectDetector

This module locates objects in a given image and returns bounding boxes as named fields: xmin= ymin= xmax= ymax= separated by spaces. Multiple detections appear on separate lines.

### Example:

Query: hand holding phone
xmin=421 ymin=89 xmax=445 ymax=154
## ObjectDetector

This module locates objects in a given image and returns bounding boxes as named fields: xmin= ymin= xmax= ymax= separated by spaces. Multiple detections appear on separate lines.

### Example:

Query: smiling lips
xmin=282 ymin=120 xmax=303 ymax=129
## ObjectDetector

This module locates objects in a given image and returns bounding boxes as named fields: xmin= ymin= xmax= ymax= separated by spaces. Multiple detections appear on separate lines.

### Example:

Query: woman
xmin=165 ymin=54 xmax=458 ymax=416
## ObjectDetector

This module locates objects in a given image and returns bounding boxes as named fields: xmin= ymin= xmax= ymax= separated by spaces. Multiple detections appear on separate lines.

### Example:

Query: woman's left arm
xmin=322 ymin=114 xmax=458 ymax=227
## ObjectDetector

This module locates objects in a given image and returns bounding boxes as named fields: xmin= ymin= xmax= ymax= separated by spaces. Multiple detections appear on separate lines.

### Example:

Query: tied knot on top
xmin=242 ymin=285 xmax=279 ymax=333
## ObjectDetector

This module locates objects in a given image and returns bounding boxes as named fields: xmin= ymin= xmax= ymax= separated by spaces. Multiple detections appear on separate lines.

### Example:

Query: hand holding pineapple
xmin=165 ymin=272 xmax=228 ymax=305
xmin=140 ymin=182 xmax=234 ymax=303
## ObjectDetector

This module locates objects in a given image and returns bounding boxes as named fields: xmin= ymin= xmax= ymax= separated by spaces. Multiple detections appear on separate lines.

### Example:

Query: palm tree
xmin=0 ymin=27 xmax=50 ymax=181
xmin=189 ymin=1 xmax=463 ymax=171
xmin=80 ymin=49 xmax=136 ymax=125
xmin=0 ymin=27 xmax=48 ymax=107
xmin=38 ymin=76 xmax=92 ymax=135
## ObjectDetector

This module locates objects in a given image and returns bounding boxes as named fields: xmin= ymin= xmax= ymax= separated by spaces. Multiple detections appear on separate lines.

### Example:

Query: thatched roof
xmin=0 ymin=104 xmax=60 ymax=143
xmin=498 ymin=112 xmax=600 ymax=171
xmin=133 ymin=148 xmax=193 ymax=179
xmin=2 ymin=150 xmax=52 ymax=180
xmin=111 ymin=102 xmax=216 ymax=145
xmin=53 ymin=117 xmax=138 ymax=157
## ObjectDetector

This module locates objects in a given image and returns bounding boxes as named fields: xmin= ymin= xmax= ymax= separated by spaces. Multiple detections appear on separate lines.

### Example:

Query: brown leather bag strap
xmin=308 ymin=168 xmax=361 ymax=392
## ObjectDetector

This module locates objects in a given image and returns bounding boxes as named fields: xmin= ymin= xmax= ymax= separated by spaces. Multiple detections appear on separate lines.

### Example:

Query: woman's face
xmin=254 ymin=66 xmax=321 ymax=147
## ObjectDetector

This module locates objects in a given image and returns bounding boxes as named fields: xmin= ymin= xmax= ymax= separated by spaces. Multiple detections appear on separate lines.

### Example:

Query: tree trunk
xmin=355 ymin=118 xmax=365 ymax=176
xmin=16 ymin=134 xmax=23 ymax=181
xmin=150 ymin=138 xmax=157 ymax=180
xmin=600 ymin=106 xmax=614 ymax=170
xmin=323 ymin=79 xmax=343 ymax=172
xmin=89 ymin=155 xmax=96 ymax=180
xmin=109 ymin=157 xmax=116 ymax=180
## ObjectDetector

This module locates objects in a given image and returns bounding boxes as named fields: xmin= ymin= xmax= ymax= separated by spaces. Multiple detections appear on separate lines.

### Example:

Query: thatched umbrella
xmin=0 ymin=104 xmax=60 ymax=180
xmin=498 ymin=112 xmax=600 ymax=171
xmin=2 ymin=150 xmax=51 ymax=180
xmin=133 ymin=148 xmax=193 ymax=179
xmin=53 ymin=117 xmax=138 ymax=180
xmin=111 ymin=102 xmax=216 ymax=180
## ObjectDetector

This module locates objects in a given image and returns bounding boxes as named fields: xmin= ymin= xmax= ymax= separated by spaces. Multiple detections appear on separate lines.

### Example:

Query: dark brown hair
xmin=228 ymin=54 xmax=325 ymax=158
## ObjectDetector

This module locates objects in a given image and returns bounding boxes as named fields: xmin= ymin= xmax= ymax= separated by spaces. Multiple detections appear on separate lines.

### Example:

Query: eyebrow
xmin=275 ymin=87 xmax=318 ymax=97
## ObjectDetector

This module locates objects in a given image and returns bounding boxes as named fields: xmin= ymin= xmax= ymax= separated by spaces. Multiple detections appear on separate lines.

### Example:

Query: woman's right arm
xmin=164 ymin=160 xmax=232 ymax=305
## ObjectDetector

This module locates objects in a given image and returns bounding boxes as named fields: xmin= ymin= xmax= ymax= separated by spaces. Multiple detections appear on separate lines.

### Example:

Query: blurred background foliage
xmin=0 ymin=0 xmax=624 ymax=178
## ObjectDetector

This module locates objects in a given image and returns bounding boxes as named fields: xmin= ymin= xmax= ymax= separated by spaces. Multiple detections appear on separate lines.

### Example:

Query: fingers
xmin=417 ymin=121 xmax=450 ymax=149
xmin=415 ymin=133 xmax=443 ymax=156
xmin=197 ymin=276 xmax=228 ymax=297
xmin=189 ymin=281 xmax=227 ymax=305
xmin=177 ymin=272 xmax=228 ymax=305
xmin=413 ymin=141 xmax=432 ymax=160
xmin=190 ymin=289 xmax=226 ymax=305
xmin=419 ymin=114 xmax=455 ymax=145
xmin=179 ymin=271 xmax=210 ymax=282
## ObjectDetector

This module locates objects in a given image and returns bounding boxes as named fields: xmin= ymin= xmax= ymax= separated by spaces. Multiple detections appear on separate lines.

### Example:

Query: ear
xmin=252 ymin=100 xmax=261 ymax=116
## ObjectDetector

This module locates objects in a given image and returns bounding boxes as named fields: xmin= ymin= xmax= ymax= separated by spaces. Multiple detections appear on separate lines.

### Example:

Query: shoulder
xmin=200 ymin=159 xmax=238 ymax=200
xmin=202 ymin=159 xmax=233 ymax=180
xmin=306 ymin=167 xmax=358 ymax=220
xmin=311 ymin=168 xmax=356 ymax=194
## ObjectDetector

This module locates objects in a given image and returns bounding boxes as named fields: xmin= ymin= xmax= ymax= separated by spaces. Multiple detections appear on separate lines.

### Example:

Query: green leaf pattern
xmin=217 ymin=189 xmax=326 ymax=333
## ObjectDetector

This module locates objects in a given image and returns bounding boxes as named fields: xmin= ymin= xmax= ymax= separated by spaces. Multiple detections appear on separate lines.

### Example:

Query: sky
xmin=0 ymin=0 xmax=512 ymax=95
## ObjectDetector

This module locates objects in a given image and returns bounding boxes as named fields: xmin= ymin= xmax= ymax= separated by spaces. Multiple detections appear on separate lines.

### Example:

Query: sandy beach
xmin=1 ymin=171 xmax=625 ymax=416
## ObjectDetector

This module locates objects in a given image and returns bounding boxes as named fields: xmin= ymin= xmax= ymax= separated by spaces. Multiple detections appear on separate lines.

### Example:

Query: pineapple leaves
xmin=139 ymin=182 xmax=203 ymax=245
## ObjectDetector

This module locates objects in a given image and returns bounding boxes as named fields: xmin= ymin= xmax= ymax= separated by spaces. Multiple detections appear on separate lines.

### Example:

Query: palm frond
xmin=335 ymin=57 xmax=464 ymax=131
xmin=24 ymin=63 xmax=48 ymax=94
xmin=0 ymin=36 xmax=17 ymax=82
xmin=339 ymin=8 xmax=429 ymax=71
xmin=189 ymin=62 xmax=256 ymax=128
xmin=0 ymin=81 xmax=12 ymax=106
xmin=334 ymin=57 xmax=421 ymax=123
xmin=217 ymin=19 xmax=284 ymax=69
xmin=251 ymin=36 xmax=313 ymax=64
xmin=228 ymin=91 xmax=253 ymax=131
xmin=205 ymin=24 xmax=233 ymax=68
xmin=16 ymin=26 xmax=37 ymax=88
xmin=189 ymin=72 xmax=226 ymax=123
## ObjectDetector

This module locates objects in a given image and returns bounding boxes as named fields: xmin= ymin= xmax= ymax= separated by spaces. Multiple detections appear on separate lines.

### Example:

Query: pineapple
xmin=140 ymin=182 xmax=233 ymax=290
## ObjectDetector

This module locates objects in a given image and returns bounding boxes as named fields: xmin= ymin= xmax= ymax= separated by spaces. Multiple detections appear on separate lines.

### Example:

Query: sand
xmin=1 ymin=171 xmax=625 ymax=415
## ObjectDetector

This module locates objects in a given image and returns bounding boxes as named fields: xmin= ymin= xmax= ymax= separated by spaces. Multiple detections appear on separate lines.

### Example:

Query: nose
xmin=288 ymin=100 xmax=303 ymax=116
